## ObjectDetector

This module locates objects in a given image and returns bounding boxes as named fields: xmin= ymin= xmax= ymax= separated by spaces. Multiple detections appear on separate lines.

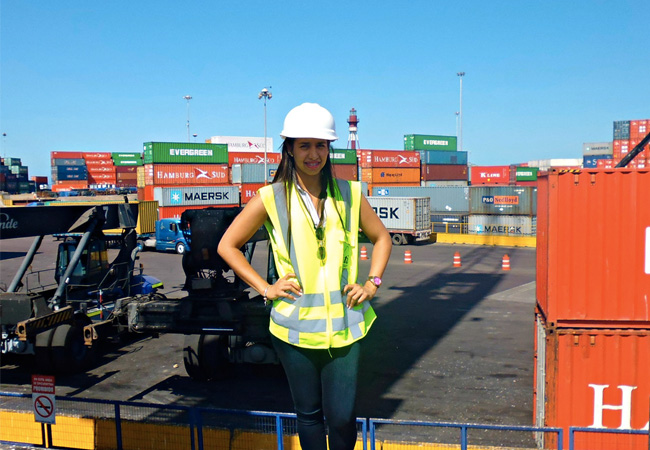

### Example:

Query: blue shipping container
xmin=418 ymin=150 xmax=468 ymax=165
xmin=583 ymin=155 xmax=611 ymax=168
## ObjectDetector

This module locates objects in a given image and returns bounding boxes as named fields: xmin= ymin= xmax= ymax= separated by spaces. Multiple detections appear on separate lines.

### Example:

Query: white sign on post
xmin=32 ymin=375 xmax=56 ymax=424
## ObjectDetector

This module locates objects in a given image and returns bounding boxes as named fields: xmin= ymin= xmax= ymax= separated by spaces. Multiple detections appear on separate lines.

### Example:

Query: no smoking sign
xmin=32 ymin=375 xmax=56 ymax=424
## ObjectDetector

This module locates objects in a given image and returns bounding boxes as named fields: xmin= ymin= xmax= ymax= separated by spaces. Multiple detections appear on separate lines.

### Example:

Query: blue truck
xmin=142 ymin=218 xmax=190 ymax=254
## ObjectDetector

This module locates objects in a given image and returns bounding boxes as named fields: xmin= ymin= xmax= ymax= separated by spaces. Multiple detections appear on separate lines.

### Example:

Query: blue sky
xmin=1 ymin=1 xmax=648 ymax=179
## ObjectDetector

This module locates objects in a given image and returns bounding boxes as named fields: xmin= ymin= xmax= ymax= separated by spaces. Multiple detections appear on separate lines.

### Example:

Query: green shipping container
xmin=404 ymin=134 xmax=457 ymax=151
xmin=515 ymin=167 xmax=538 ymax=181
xmin=143 ymin=142 xmax=228 ymax=164
xmin=112 ymin=152 xmax=141 ymax=159
xmin=113 ymin=157 xmax=144 ymax=166
xmin=330 ymin=149 xmax=358 ymax=165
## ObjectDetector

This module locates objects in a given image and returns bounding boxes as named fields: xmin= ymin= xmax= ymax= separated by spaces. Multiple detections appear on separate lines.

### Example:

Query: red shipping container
xmin=83 ymin=152 xmax=112 ymax=160
xmin=422 ymin=164 xmax=468 ymax=181
xmin=470 ymin=165 xmax=510 ymax=185
xmin=596 ymin=158 xmax=614 ymax=168
xmin=613 ymin=139 xmax=630 ymax=156
xmin=629 ymin=119 xmax=649 ymax=139
xmin=116 ymin=166 xmax=138 ymax=174
xmin=87 ymin=166 xmax=115 ymax=173
xmin=332 ymin=164 xmax=358 ymax=181
xmin=535 ymin=321 xmax=650 ymax=450
xmin=141 ymin=185 xmax=155 ymax=201
xmin=146 ymin=164 xmax=229 ymax=185
xmin=228 ymin=152 xmax=282 ymax=166
xmin=536 ymin=169 xmax=650 ymax=326
xmin=88 ymin=173 xmax=117 ymax=181
xmin=358 ymin=150 xmax=420 ymax=168
xmin=240 ymin=183 xmax=264 ymax=204
xmin=359 ymin=167 xmax=420 ymax=184
xmin=30 ymin=176 xmax=48 ymax=184
xmin=85 ymin=159 xmax=114 ymax=167
xmin=51 ymin=151 xmax=83 ymax=159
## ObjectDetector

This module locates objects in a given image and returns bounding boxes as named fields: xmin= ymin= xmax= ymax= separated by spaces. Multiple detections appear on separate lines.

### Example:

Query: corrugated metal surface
xmin=418 ymin=150 xmax=467 ymax=165
xmin=329 ymin=149 xmax=357 ymax=164
xmin=421 ymin=180 xmax=468 ymax=187
xmin=536 ymin=169 xmax=650 ymax=326
xmin=430 ymin=213 xmax=468 ymax=234
xmin=469 ymin=186 xmax=535 ymax=215
xmin=358 ymin=150 xmax=420 ymax=168
xmin=630 ymin=119 xmax=649 ymax=139
xmin=366 ymin=197 xmax=430 ymax=232
xmin=83 ymin=152 xmax=112 ymax=160
xmin=421 ymin=164 xmax=468 ymax=181
xmin=371 ymin=185 xmax=469 ymax=213
xmin=469 ymin=165 xmax=510 ymax=185
xmin=360 ymin=167 xmax=420 ymax=184
xmin=227 ymin=152 xmax=282 ymax=166
xmin=240 ymin=183 xmax=264 ymax=204
xmin=153 ymin=186 xmax=240 ymax=207
xmin=613 ymin=120 xmax=631 ymax=140
xmin=583 ymin=142 xmax=613 ymax=156
xmin=145 ymin=164 xmax=229 ymax=185
xmin=230 ymin=164 xmax=278 ymax=184
xmin=85 ymin=159 xmax=114 ymax=167
xmin=51 ymin=151 xmax=83 ymax=159
xmin=583 ymin=155 xmax=611 ymax=168
xmin=52 ymin=158 xmax=85 ymax=166
xmin=143 ymin=142 xmax=228 ymax=164
xmin=515 ymin=167 xmax=538 ymax=181
xmin=404 ymin=134 xmax=457 ymax=151
xmin=536 ymin=322 xmax=650 ymax=450
xmin=332 ymin=164 xmax=358 ymax=180
xmin=468 ymin=214 xmax=535 ymax=235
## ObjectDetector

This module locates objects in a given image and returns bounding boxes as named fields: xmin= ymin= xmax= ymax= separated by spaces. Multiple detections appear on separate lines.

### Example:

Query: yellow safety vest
xmin=259 ymin=179 xmax=376 ymax=349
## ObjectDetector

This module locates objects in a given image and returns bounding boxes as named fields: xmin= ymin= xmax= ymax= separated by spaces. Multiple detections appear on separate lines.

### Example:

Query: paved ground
xmin=1 ymin=236 xmax=537 ymax=445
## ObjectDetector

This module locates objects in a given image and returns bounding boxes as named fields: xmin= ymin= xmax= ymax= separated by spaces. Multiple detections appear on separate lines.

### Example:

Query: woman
xmin=218 ymin=102 xmax=392 ymax=450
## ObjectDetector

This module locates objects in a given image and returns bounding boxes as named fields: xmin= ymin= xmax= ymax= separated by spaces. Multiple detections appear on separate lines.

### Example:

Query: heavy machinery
xmin=0 ymin=203 xmax=161 ymax=373
xmin=125 ymin=207 xmax=278 ymax=381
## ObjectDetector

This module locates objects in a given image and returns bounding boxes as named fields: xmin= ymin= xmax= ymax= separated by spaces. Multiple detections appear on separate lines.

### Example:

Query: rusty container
xmin=536 ymin=168 xmax=650 ymax=327
xmin=534 ymin=316 xmax=650 ymax=450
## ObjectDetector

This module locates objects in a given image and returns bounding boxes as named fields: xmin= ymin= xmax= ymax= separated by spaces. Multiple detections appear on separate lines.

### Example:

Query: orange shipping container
xmin=359 ymin=167 xmax=420 ymax=184
xmin=85 ymin=159 xmax=114 ymax=167
xmin=239 ymin=183 xmax=264 ymax=204
xmin=535 ymin=320 xmax=650 ymax=450
xmin=145 ymin=164 xmax=229 ymax=185
xmin=332 ymin=164 xmax=358 ymax=181
xmin=536 ymin=169 xmax=650 ymax=326
xmin=630 ymin=119 xmax=649 ymax=139
xmin=83 ymin=152 xmax=113 ymax=160
xmin=52 ymin=181 xmax=88 ymax=192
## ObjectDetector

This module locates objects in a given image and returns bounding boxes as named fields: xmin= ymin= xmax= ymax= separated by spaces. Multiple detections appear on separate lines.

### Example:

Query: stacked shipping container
xmin=535 ymin=169 xmax=650 ymax=450
xmin=1 ymin=157 xmax=35 ymax=194
xmin=404 ymin=134 xmax=468 ymax=186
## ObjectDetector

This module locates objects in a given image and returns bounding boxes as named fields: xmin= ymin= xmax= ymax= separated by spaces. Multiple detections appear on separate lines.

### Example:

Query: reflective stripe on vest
xmin=259 ymin=179 xmax=376 ymax=349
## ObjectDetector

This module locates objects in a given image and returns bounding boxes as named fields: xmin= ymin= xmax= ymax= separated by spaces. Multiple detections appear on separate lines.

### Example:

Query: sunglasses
xmin=316 ymin=226 xmax=326 ymax=264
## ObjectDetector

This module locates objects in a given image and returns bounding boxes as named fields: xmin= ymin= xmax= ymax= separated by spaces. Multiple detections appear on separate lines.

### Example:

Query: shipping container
xmin=83 ymin=152 xmax=112 ymax=160
xmin=52 ymin=181 xmax=88 ymax=192
xmin=30 ymin=176 xmax=48 ymax=184
xmin=3 ymin=157 xmax=22 ymax=166
xmin=88 ymin=174 xmax=117 ymax=183
xmin=469 ymin=186 xmax=536 ymax=215
xmin=421 ymin=164 xmax=468 ymax=181
xmin=331 ymin=164 xmax=358 ymax=181
xmin=86 ymin=166 xmax=115 ymax=173
xmin=404 ymin=134 xmax=457 ymax=151
xmin=469 ymin=165 xmax=511 ymax=185
xmin=583 ymin=142 xmax=613 ymax=156
xmin=116 ymin=173 xmax=137 ymax=181
xmin=613 ymin=120 xmax=631 ymax=140
xmin=153 ymin=186 xmax=240 ymax=207
xmin=113 ymin=158 xmax=144 ymax=166
xmin=630 ymin=119 xmax=649 ymax=139
xmin=51 ymin=151 xmax=83 ymax=160
xmin=527 ymin=159 xmax=582 ymax=171
xmin=85 ymin=159 xmax=114 ymax=167
xmin=418 ymin=150 xmax=467 ymax=165
xmin=535 ymin=319 xmax=650 ymax=450
xmin=329 ymin=149 xmax=357 ymax=165
xmin=143 ymin=142 xmax=228 ymax=164
xmin=515 ymin=167 xmax=538 ymax=181
xmin=116 ymin=166 xmax=138 ymax=174
xmin=430 ymin=213 xmax=468 ymax=234
xmin=596 ymin=158 xmax=615 ymax=168
xmin=227 ymin=152 xmax=282 ymax=166
xmin=112 ymin=152 xmax=142 ymax=159
xmin=207 ymin=136 xmax=274 ymax=153
xmin=145 ymin=164 xmax=229 ymax=186
xmin=536 ymin=169 xmax=650 ymax=326
xmin=240 ymin=183 xmax=265 ymax=204
xmin=421 ymin=180 xmax=468 ymax=187
xmin=54 ymin=172 xmax=88 ymax=181
xmin=230 ymin=163 xmax=278 ymax=184
xmin=52 ymin=158 xmax=86 ymax=166
xmin=137 ymin=166 xmax=146 ymax=188
xmin=583 ymin=155 xmax=612 ymax=168
xmin=358 ymin=150 xmax=420 ymax=169
xmin=371 ymin=185 xmax=469 ymax=213
xmin=53 ymin=165 xmax=87 ymax=175
xmin=468 ymin=214 xmax=536 ymax=236
xmin=360 ymin=167 xmax=420 ymax=184
xmin=366 ymin=197 xmax=431 ymax=242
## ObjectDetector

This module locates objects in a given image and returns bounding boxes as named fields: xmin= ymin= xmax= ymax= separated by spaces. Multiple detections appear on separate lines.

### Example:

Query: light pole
xmin=455 ymin=111 xmax=460 ymax=139
xmin=183 ymin=95 xmax=192 ymax=142
xmin=258 ymin=87 xmax=272 ymax=184
xmin=456 ymin=72 xmax=465 ymax=152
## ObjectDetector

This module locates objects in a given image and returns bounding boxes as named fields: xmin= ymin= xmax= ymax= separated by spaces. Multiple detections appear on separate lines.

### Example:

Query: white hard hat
xmin=280 ymin=103 xmax=338 ymax=141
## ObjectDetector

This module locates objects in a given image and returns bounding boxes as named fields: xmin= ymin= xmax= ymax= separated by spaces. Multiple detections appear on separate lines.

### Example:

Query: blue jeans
xmin=271 ymin=336 xmax=361 ymax=450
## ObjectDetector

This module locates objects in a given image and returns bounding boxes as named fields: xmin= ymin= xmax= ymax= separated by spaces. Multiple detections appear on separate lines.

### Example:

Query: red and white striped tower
xmin=347 ymin=108 xmax=360 ymax=150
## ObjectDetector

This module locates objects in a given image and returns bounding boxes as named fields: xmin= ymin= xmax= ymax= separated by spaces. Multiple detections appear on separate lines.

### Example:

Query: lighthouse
xmin=347 ymin=108 xmax=360 ymax=150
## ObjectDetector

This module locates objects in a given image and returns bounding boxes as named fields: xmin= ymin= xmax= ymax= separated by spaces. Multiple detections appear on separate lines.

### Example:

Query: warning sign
xmin=32 ymin=375 xmax=56 ymax=424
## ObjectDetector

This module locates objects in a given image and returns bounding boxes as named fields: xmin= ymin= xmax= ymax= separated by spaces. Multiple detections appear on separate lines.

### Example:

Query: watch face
xmin=371 ymin=276 xmax=382 ymax=286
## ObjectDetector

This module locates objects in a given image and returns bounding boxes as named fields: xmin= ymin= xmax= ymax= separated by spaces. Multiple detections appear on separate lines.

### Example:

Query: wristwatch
xmin=367 ymin=276 xmax=382 ymax=288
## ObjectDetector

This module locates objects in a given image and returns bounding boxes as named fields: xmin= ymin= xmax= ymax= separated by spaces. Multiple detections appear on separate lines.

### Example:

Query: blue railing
xmin=569 ymin=426 xmax=649 ymax=449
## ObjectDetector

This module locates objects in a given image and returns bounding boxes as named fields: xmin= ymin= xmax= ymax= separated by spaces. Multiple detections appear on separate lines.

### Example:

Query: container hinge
xmin=590 ymin=173 xmax=596 ymax=185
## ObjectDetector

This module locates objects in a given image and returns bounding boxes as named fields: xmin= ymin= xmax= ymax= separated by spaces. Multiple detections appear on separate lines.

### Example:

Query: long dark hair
xmin=271 ymin=138 xmax=345 ymax=252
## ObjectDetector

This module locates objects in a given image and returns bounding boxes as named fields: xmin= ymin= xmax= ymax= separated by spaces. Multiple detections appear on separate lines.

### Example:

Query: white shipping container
xmin=366 ymin=197 xmax=431 ymax=243
xmin=231 ymin=164 xmax=278 ymax=184
xmin=582 ymin=142 xmax=613 ymax=156
xmin=421 ymin=180 xmax=469 ymax=187
xmin=208 ymin=136 xmax=275 ymax=153
xmin=153 ymin=186 xmax=240 ymax=207
xmin=468 ymin=214 xmax=536 ymax=236
xmin=526 ymin=159 xmax=582 ymax=171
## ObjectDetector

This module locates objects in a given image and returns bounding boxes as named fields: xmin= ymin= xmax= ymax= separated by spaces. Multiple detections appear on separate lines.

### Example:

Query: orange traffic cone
xmin=502 ymin=254 xmax=511 ymax=271
xmin=360 ymin=246 xmax=368 ymax=260
xmin=453 ymin=251 xmax=462 ymax=268
xmin=404 ymin=250 xmax=413 ymax=264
